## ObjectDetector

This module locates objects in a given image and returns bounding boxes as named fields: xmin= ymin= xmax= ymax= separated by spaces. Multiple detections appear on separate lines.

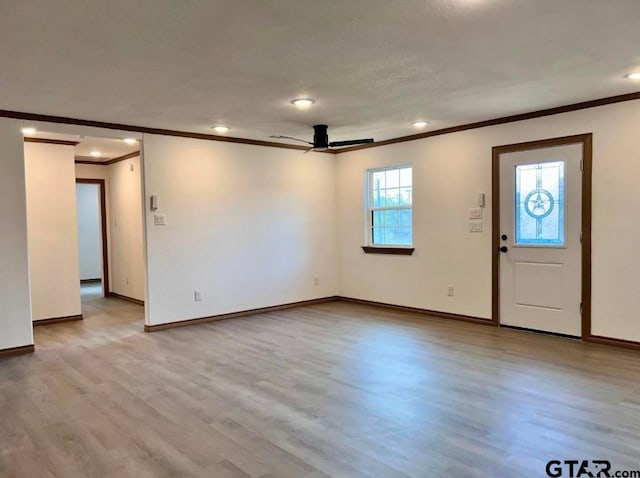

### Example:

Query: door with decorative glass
xmin=498 ymin=142 xmax=582 ymax=336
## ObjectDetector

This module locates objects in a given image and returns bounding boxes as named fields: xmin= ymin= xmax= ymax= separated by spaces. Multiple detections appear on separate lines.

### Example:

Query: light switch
xmin=154 ymin=214 xmax=166 ymax=226
xmin=469 ymin=221 xmax=482 ymax=232
xmin=469 ymin=208 xmax=482 ymax=219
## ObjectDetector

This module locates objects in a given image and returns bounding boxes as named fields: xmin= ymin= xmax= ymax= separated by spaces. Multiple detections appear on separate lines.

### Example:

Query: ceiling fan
xmin=270 ymin=125 xmax=374 ymax=153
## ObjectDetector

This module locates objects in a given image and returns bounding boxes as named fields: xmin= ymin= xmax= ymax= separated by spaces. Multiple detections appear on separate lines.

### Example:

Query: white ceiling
xmin=2 ymin=0 xmax=640 ymax=145
xmin=26 ymin=132 xmax=139 ymax=161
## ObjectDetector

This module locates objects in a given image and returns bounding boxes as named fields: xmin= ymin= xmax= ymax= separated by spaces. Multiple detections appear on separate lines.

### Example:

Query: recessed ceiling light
xmin=291 ymin=98 xmax=315 ymax=108
xmin=625 ymin=72 xmax=640 ymax=80
xmin=412 ymin=121 xmax=429 ymax=128
xmin=89 ymin=151 xmax=101 ymax=157
xmin=212 ymin=125 xmax=230 ymax=134
xmin=123 ymin=138 xmax=137 ymax=145
xmin=21 ymin=127 xmax=36 ymax=135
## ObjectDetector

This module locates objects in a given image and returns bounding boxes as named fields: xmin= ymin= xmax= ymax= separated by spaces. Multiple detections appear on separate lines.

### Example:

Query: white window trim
xmin=365 ymin=163 xmax=413 ymax=248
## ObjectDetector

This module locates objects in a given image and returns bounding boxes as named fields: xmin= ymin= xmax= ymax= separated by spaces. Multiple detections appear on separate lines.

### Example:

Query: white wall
xmin=75 ymin=163 xmax=108 ymax=181
xmin=336 ymin=99 xmax=640 ymax=343
xmin=108 ymin=156 xmax=145 ymax=301
xmin=76 ymin=183 xmax=102 ymax=280
xmin=143 ymin=135 xmax=338 ymax=326
xmin=0 ymin=119 xmax=33 ymax=350
xmin=24 ymin=142 xmax=81 ymax=321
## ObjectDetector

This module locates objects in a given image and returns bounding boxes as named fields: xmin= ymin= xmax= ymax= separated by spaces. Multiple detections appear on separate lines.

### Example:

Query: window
xmin=515 ymin=161 xmax=565 ymax=246
xmin=367 ymin=165 xmax=413 ymax=247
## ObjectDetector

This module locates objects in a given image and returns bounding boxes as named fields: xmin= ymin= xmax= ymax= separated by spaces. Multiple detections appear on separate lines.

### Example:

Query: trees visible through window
xmin=367 ymin=165 xmax=412 ymax=246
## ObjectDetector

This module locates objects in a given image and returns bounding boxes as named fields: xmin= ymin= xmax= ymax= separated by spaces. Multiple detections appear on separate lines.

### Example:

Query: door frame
xmin=76 ymin=178 xmax=110 ymax=296
xmin=491 ymin=133 xmax=592 ymax=339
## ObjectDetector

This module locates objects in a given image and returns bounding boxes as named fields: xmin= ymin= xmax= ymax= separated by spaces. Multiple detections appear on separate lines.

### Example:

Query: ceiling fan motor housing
xmin=313 ymin=124 xmax=329 ymax=150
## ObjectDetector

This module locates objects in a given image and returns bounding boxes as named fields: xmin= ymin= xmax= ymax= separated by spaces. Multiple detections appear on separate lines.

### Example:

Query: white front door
xmin=499 ymin=143 xmax=582 ymax=336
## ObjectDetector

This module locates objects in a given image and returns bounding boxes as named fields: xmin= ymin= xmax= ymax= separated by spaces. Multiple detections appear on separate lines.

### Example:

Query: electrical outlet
xmin=313 ymin=276 xmax=319 ymax=286
xmin=194 ymin=290 xmax=202 ymax=302
xmin=447 ymin=285 xmax=454 ymax=297
xmin=469 ymin=221 xmax=483 ymax=232
xmin=154 ymin=214 xmax=166 ymax=226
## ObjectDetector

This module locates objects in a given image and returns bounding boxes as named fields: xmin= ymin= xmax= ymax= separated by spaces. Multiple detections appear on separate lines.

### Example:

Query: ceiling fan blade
xmin=269 ymin=135 xmax=313 ymax=145
xmin=329 ymin=138 xmax=374 ymax=147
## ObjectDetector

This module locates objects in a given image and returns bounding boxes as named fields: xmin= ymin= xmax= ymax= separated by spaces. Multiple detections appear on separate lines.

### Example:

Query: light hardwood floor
xmin=1 ymin=290 xmax=639 ymax=477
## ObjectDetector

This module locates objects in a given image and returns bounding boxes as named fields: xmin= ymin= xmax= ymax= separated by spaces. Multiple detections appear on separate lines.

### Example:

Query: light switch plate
xmin=469 ymin=208 xmax=482 ymax=219
xmin=154 ymin=214 xmax=166 ymax=226
xmin=469 ymin=221 xmax=482 ymax=232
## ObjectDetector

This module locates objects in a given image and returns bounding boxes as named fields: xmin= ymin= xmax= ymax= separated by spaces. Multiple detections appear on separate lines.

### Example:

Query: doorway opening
xmin=492 ymin=133 xmax=592 ymax=339
xmin=22 ymin=126 xmax=146 ymax=338
xmin=76 ymin=179 xmax=109 ymax=297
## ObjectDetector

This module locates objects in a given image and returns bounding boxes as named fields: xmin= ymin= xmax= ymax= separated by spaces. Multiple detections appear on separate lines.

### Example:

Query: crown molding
xmin=5 ymin=90 xmax=640 ymax=155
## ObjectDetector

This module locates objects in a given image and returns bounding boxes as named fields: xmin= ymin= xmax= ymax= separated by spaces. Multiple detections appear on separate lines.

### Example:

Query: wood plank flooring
xmin=1 ymin=290 xmax=639 ymax=477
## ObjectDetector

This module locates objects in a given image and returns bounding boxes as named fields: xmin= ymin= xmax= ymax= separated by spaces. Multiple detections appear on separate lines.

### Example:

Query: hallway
xmin=34 ymin=285 xmax=143 ymax=351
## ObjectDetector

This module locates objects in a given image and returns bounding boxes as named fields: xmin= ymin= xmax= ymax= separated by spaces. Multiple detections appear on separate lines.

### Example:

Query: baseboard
xmin=33 ymin=314 xmax=83 ymax=326
xmin=336 ymin=296 xmax=495 ymax=326
xmin=80 ymin=278 xmax=101 ymax=284
xmin=144 ymin=296 xmax=340 ymax=332
xmin=108 ymin=292 xmax=145 ymax=306
xmin=584 ymin=334 xmax=640 ymax=351
xmin=139 ymin=294 xmax=639 ymax=351
xmin=0 ymin=344 xmax=35 ymax=358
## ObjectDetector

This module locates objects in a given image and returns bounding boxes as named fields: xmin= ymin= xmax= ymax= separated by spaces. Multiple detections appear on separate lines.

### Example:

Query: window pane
xmin=384 ymin=188 xmax=399 ymax=206
xmin=386 ymin=169 xmax=400 ymax=188
xmin=399 ymin=187 xmax=412 ymax=206
xmin=399 ymin=209 xmax=412 ymax=227
xmin=372 ymin=171 xmax=386 ymax=190
xmin=383 ymin=209 xmax=399 ymax=227
xmin=400 ymin=167 xmax=412 ymax=187
xmin=398 ymin=227 xmax=412 ymax=245
xmin=372 ymin=228 xmax=384 ymax=244
xmin=384 ymin=228 xmax=400 ymax=245
xmin=372 ymin=188 xmax=383 ymax=208
xmin=372 ymin=210 xmax=384 ymax=228
xmin=515 ymin=161 xmax=565 ymax=245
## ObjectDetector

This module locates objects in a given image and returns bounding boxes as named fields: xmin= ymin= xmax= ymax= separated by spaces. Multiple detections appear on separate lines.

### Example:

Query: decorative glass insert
xmin=515 ymin=161 xmax=565 ymax=245
xmin=369 ymin=165 xmax=412 ymax=246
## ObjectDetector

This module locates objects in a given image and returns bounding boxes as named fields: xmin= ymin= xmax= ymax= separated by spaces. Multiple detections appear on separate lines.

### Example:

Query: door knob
xmin=499 ymin=246 xmax=508 ymax=253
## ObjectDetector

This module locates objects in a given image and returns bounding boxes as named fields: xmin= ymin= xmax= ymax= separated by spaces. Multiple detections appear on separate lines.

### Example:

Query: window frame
xmin=364 ymin=164 xmax=414 ymax=252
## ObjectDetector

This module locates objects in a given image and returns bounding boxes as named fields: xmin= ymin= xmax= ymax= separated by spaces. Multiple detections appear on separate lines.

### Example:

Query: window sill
xmin=361 ymin=246 xmax=415 ymax=255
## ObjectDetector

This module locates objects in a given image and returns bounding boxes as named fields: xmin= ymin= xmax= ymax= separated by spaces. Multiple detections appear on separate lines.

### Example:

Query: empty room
xmin=0 ymin=1 xmax=639 ymax=477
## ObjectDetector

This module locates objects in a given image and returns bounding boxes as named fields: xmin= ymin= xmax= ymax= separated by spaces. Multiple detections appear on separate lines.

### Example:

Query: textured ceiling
xmin=1 ymin=0 xmax=639 ymax=145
